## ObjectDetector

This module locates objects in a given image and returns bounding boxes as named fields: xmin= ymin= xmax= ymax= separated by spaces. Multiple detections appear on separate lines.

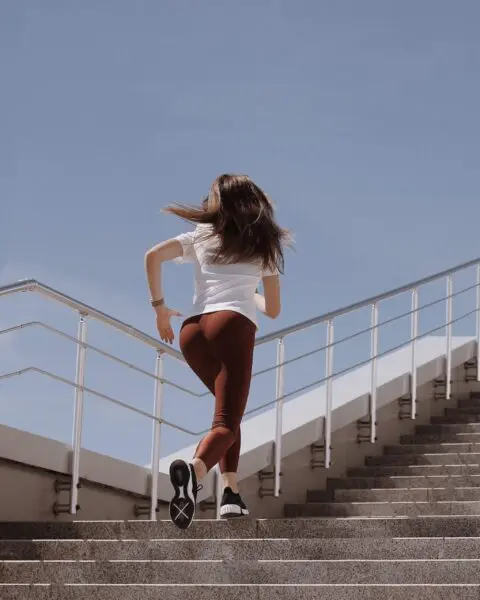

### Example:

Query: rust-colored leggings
xmin=179 ymin=310 xmax=256 ymax=473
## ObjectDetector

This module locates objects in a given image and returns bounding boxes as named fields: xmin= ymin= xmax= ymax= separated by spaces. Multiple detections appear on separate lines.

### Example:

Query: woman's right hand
xmin=155 ymin=305 xmax=182 ymax=344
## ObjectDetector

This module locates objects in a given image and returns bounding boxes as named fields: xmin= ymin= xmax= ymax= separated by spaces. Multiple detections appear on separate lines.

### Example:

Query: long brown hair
xmin=164 ymin=174 xmax=289 ymax=273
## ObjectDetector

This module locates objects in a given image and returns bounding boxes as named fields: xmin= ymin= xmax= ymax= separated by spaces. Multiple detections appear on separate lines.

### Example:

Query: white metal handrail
xmin=3 ymin=280 xmax=476 ymax=421
xmin=1 ymin=257 xmax=480 ymax=519
xmin=0 ymin=280 xmax=184 ymax=360
xmin=1 ymin=305 xmax=475 ymax=432
xmin=0 ymin=321 xmax=203 ymax=397
xmin=256 ymin=256 xmax=480 ymax=345
xmin=252 ymin=282 xmax=480 ymax=379
xmin=243 ymin=307 xmax=478 ymax=418
xmin=0 ymin=365 xmax=199 ymax=436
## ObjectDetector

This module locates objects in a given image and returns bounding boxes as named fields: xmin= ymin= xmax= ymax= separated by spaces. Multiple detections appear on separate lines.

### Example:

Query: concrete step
xmin=446 ymin=406 xmax=480 ymax=416
xmin=333 ymin=487 xmax=480 ymax=503
xmin=459 ymin=397 xmax=480 ymax=408
xmin=302 ymin=489 xmax=331 ymax=502
xmin=416 ymin=424 xmax=480 ymax=434
xmin=284 ymin=501 xmax=480 ymax=518
xmin=0 ymin=520 xmax=258 ymax=541
xmin=3 ymin=559 xmax=480 ymax=584
xmin=1 ymin=584 xmax=479 ymax=600
xmin=432 ymin=414 xmax=480 ymax=425
xmin=348 ymin=464 xmax=480 ymax=477
xmin=401 ymin=432 xmax=480 ymax=444
xmin=6 ymin=517 xmax=480 ymax=540
xmin=366 ymin=453 xmax=480 ymax=467
xmin=384 ymin=443 xmax=480 ymax=455
xmin=327 ymin=474 xmax=480 ymax=490
xmin=3 ymin=537 xmax=480 ymax=561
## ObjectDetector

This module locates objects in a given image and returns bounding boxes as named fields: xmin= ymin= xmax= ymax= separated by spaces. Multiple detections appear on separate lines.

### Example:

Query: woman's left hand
xmin=155 ymin=305 xmax=182 ymax=344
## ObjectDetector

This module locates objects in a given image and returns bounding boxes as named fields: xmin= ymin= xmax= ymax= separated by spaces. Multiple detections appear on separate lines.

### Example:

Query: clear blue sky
xmin=1 ymin=0 xmax=480 ymax=465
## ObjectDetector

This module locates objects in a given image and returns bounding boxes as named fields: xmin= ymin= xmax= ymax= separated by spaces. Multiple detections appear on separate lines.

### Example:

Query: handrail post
xmin=370 ymin=303 xmax=379 ymax=443
xmin=150 ymin=351 xmax=164 ymax=521
xmin=274 ymin=337 xmax=285 ymax=498
xmin=70 ymin=312 xmax=87 ymax=515
xmin=410 ymin=288 xmax=419 ymax=418
xmin=324 ymin=321 xmax=334 ymax=468
xmin=446 ymin=276 xmax=453 ymax=399
xmin=476 ymin=264 xmax=480 ymax=383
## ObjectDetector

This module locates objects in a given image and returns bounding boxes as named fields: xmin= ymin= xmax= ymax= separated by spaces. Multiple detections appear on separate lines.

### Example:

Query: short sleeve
xmin=262 ymin=265 xmax=279 ymax=277
xmin=174 ymin=231 xmax=196 ymax=264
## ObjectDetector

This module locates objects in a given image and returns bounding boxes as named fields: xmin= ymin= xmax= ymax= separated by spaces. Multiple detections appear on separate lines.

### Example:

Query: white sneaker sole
xmin=220 ymin=504 xmax=249 ymax=518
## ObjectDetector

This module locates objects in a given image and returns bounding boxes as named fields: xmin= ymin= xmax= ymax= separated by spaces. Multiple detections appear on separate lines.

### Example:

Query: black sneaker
xmin=219 ymin=487 xmax=249 ymax=518
xmin=169 ymin=460 xmax=202 ymax=530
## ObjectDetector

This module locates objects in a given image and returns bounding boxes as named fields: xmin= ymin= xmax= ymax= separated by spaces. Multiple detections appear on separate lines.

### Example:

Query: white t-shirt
xmin=174 ymin=224 xmax=278 ymax=327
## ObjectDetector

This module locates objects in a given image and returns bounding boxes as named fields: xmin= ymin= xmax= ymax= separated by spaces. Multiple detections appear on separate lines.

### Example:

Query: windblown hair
xmin=164 ymin=174 xmax=289 ymax=273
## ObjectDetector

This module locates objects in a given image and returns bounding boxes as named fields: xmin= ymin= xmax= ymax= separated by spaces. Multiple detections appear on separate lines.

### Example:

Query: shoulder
xmin=193 ymin=223 xmax=215 ymax=245
xmin=195 ymin=223 xmax=214 ymax=235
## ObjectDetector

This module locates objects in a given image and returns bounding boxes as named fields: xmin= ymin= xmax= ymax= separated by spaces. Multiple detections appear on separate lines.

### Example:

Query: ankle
xmin=222 ymin=471 xmax=239 ymax=494
xmin=191 ymin=458 xmax=207 ymax=482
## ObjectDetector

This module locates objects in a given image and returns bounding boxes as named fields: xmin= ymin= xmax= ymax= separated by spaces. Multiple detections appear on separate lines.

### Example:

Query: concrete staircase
xmin=286 ymin=391 xmax=480 ymax=519
xmin=4 ymin=393 xmax=480 ymax=598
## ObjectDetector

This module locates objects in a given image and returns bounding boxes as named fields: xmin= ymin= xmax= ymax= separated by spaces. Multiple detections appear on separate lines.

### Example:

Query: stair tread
xmin=375 ymin=452 xmax=480 ymax=457
xmin=0 ymin=583 xmax=479 ymax=600
xmin=6 ymin=389 xmax=480 ymax=593
xmin=3 ymin=537 xmax=480 ymax=560
xmin=349 ymin=465 xmax=480 ymax=477
xmin=7 ymin=516 xmax=480 ymax=540
xmin=3 ymin=559 xmax=480 ymax=584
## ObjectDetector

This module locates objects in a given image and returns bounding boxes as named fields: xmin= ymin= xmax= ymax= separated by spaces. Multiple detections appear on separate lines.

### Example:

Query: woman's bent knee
xmin=195 ymin=425 xmax=238 ymax=471
xmin=211 ymin=423 xmax=237 ymax=442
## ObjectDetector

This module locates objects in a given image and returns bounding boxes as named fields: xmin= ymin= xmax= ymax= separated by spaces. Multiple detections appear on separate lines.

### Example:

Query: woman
xmin=145 ymin=173 xmax=288 ymax=530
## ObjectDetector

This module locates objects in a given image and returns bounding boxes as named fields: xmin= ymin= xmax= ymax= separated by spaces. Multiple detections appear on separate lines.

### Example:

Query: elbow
xmin=144 ymin=247 xmax=154 ymax=262
xmin=266 ymin=306 xmax=281 ymax=319
xmin=145 ymin=247 xmax=162 ymax=268
xmin=144 ymin=250 xmax=154 ymax=271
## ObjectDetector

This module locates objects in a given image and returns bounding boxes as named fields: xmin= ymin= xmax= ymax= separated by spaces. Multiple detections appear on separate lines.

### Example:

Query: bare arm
xmin=255 ymin=275 xmax=281 ymax=319
xmin=144 ymin=239 xmax=183 ymax=344
xmin=144 ymin=239 xmax=183 ymax=303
